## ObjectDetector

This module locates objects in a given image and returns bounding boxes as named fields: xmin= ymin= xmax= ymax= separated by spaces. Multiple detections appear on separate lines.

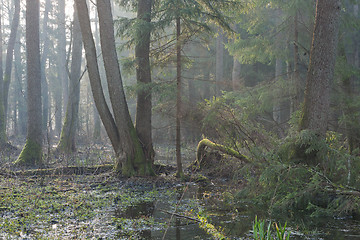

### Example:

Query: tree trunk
xmin=299 ymin=0 xmax=341 ymax=136
xmin=135 ymin=0 xmax=155 ymax=163
xmin=76 ymin=0 xmax=154 ymax=176
xmin=215 ymin=28 xmax=224 ymax=97
xmin=14 ymin=28 xmax=27 ymax=137
xmin=41 ymin=0 xmax=51 ymax=134
xmin=15 ymin=0 xmax=42 ymax=166
xmin=175 ymin=16 xmax=183 ymax=178
xmin=58 ymin=5 xmax=83 ymax=153
xmin=3 ymin=0 xmax=20 ymax=122
xmin=232 ymin=58 xmax=241 ymax=91
xmin=0 ymin=8 xmax=5 ymax=146
xmin=58 ymin=0 xmax=67 ymax=135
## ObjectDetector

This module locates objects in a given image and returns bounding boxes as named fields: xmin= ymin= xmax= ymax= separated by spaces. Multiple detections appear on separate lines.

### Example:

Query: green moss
xmin=14 ymin=139 xmax=42 ymax=166
xmin=121 ymin=126 xmax=155 ymax=177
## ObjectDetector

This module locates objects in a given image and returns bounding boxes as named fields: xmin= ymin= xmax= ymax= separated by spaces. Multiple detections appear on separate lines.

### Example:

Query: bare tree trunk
xmin=16 ymin=0 xmax=42 ymax=166
xmin=58 ymin=5 xmax=83 ymax=153
xmin=40 ymin=0 xmax=51 ymax=137
xmin=300 ymin=0 xmax=341 ymax=136
xmin=76 ymin=0 xmax=154 ymax=176
xmin=215 ymin=28 xmax=224 ymax=97
xmin=135 ymin=0 xmax=154 ymax=163
xmin=0 ymin=7 xmax=5 ymax=146
xmin=3 ymin=0 xmax=20 ymax=121
xmin=55 ymin=0 xmax=67 ymax=136
xmin=175 ymin=16 xmax=183 ymax=178
xmin=14 ymin=28 xmax=26 ymax=137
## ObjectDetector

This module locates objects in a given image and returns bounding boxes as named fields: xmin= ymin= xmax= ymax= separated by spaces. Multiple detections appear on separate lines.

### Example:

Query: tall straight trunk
xmin=56 ymin=0 xmax=67 ymax=136
xmin=215 ymin=28 xmax=224 ymax=96
xmin=3 ymin=0 xmax=20 ymax=121
xmin=58 ymin=5 xmax=83 ymax=153
xmin=76 ymin=0 xmax=154 ymax=176
xmin=135 ymin=0 xmax=154 ymax=163
xmin=14 ymin=29 xmax=26 ymax=136
xmin=16 ymin=0 xmax=42 ymax=166
xmin=299 ymin=0 xmax=341 ymax=136
xmin=41 ymin=0 xmax=51 ymax=133
xmin=293 ymin=11 xmax=301 ymax=111
xmin=175 ymin=16 xmax=183 ymax=177
xmin=0 ymin=8 xmax=5 ymax=146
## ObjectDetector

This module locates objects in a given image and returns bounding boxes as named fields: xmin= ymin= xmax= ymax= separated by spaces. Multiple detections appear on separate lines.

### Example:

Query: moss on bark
xmin=14 ymin=139 xmax=42 ymax=166
xmin=120 ymin=126 xmax=155 ymax=177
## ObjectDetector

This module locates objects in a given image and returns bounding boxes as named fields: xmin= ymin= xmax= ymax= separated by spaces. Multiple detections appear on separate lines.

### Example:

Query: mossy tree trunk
xmin=57 ymin=5 xmax=82 ymax=153
xmin=75 ymin=0 xmax=154 ymax=176
xmin=15 ymin=0 xmax=42 ymax=166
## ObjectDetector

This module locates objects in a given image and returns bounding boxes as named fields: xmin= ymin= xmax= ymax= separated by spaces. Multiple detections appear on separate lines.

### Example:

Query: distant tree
xmin=0 ymin=0 xmax=20 ymax=149
xmin=0 ymin=5 xmax=4 ymax=147
xmin=76 ymin=0 xmax=154 ymax=176
xmin=57 ymin=5 xmax=83 ymax=153
xmin=15 ymin=0 xmax=42 ymax=166
xmin=299 ymin=0 xmax=341 ymax=136
xmin=40 ymin=0 xmax=51 ymax=134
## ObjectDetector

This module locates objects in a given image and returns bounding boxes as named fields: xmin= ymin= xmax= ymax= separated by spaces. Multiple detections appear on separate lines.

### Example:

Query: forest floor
xmin=0 ymin=143 xmax=250 ymax=239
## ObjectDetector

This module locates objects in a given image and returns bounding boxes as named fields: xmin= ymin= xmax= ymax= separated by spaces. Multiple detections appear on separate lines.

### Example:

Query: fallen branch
xmin=11 ymin=164 xmax=114 ymax=177
xmin=159 ymin=209 xmax=201 ymax=223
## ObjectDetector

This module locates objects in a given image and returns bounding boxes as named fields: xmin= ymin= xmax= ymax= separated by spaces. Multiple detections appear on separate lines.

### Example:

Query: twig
xmin=159 ymin=209 xmax=201 ymax=223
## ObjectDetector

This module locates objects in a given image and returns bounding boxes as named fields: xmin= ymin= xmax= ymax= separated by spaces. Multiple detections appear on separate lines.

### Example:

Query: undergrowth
xmin=199 ymin=92 xmax=360 ymax=226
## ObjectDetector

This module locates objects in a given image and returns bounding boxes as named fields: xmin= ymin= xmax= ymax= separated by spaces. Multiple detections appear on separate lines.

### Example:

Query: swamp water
xmin=1 ymin=175 xmax=360 ymax=239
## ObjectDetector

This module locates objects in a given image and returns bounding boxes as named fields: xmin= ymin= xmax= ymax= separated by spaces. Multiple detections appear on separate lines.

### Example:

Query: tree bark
xmin=41 ymin=0 xmax=51 ymax=134
xmin=135 ymin=0 xmax=155 ymax=163
xmin=3 ymin=0 xmax=20 ymax=121
xmin=175 ymin=16 xmax=183 ymax=178
xmin=215 ymin=28 xmax=224 ymax=96
xmin=58 ymin=5 xmax=83 ymax=153
xmin=59 ymin=0 xmax=67 ymax=134
xmin=15 ymin=0 xmax=42 ymax=166
xmin=76 ymin=0 xmax=154 ymax=176
xmin=0 ymin=7 xmax=5 ymax=146
xmin=299 ymin=0 xmax=341 ymax=136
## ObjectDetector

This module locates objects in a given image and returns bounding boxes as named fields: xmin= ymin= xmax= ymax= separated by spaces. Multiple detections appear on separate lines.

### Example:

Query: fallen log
xmin=196 ymin=138 xmax=251 ymax=166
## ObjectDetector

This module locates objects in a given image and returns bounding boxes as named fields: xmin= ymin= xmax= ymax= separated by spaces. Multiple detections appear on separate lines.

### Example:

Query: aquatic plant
xmin=252 ymin=216 xmax=290 ymax=240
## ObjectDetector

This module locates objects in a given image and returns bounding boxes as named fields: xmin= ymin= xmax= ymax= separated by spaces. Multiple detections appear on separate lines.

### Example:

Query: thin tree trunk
xmin=0 ymin=7 xmax=5 ymax=146
xmin=14 ymin=28 xmax=26 ymax=136
xmin=135 ymin=0 xmax=154 ymax=163
xmin=58 ymin=0 xmax=67 ymax=132
xmin=3 ymin=0 xmax=20 ymax=121
xmin=175 ymin=16 xmax=183 ymax=177
xmin=215 ymin=28 xmax=224 ymax=97
xmin=58 ymin=5 xmax=83 ymax=153
xmin=16 ymin=0 xmax=42 ymax=166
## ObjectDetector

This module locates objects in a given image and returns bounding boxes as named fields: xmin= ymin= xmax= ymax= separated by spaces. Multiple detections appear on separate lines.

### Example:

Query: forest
xmin=0 ymin=0 xmax=359 ymax=239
